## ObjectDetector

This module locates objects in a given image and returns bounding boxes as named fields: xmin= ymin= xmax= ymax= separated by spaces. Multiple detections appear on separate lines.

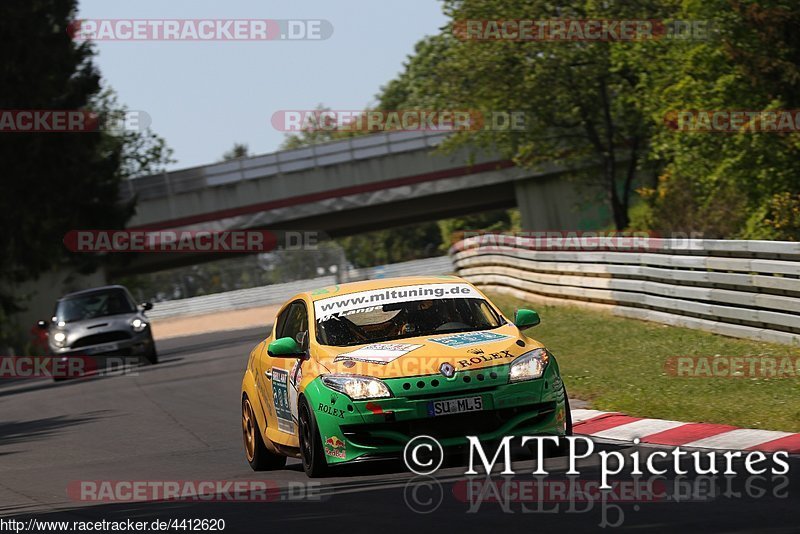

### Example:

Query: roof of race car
xmin=306 ymin=275 xmax=469 ymax=302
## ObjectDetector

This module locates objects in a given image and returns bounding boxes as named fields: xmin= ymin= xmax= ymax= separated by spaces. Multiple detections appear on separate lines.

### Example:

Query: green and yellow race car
xmin=241 ymin=275 xmax=571 ymax=477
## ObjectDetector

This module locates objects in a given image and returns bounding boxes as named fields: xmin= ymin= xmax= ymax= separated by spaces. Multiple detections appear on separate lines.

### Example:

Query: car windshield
xmin=55 ymin=289 xmax=137 ymax=323
xmin=316 ymin=297 xmax=503 ymax=347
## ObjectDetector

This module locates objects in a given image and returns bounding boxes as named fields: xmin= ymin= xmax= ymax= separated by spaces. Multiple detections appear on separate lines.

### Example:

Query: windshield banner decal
xmin=333 ymin=343 xmax=423 ymax=365
xmin=314 ymin=283 xmax=482 ymax=321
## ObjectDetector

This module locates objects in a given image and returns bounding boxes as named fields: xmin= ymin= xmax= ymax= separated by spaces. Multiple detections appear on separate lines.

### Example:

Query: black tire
xmin=144 ymin=340 xmax=158 ymax=365
xmin=298 ymin=397 xmax=329 ymax=478
xmin=242 ymin=396 xmax=287 ymax=471
xmin=546 ymin=392 xmax=573 ymax=456
xmin=528 ymin=391 xmax=573 ymax=458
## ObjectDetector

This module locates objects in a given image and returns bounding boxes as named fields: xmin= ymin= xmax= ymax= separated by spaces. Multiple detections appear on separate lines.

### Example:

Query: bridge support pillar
xmin=514 ymin=175 xmax=611 ymax=231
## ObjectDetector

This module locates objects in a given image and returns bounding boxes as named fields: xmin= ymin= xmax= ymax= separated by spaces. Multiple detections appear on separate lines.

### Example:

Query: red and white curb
xmin=572 ymin=409 xmax=800 ymax=454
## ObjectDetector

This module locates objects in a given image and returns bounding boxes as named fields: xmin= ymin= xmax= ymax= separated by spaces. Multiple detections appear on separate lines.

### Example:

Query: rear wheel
xmin=242 ymin=396 xmax=287 ymax=471
xmin=298 ymin=398 xmax=329 ymax=478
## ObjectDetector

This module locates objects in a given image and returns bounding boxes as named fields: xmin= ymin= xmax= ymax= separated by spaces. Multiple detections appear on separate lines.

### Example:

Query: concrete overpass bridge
xmin=118 ymin=130 xmax=611 ymax=275
xmin=13 ymin=130 xmax=616 ymax=333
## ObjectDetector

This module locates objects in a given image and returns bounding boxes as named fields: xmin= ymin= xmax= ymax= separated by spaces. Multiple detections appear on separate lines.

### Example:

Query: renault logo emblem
xmin=439 ymin=362 xmax=455 ymax=378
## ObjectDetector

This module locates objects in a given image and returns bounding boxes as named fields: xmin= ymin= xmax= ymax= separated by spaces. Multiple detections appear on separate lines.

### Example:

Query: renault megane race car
xmin=241 ymin=276 xmax=572 ymax=477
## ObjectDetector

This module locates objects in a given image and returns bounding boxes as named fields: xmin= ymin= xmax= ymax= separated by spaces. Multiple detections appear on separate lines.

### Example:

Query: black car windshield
xmin=316 ymin=297 xmax=503 ymax=346
xmin=55 ymin=289 xmax=137 ymax=323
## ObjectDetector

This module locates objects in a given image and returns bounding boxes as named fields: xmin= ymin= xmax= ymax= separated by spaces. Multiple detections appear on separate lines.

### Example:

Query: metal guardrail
xmin=450 ymin=237 xmax=800 ymax=345
xmin=123 ymin=130 xmax=450 ymax=201
xmin=146 ymin=255 xmax=455 ymax=320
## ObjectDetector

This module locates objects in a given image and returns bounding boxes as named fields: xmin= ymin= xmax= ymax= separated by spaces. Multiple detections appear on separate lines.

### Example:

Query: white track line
xmin=591 ymin=419 xmax=686 ymax=441
xmin=682 ymin=428 xmax=794 ymax=450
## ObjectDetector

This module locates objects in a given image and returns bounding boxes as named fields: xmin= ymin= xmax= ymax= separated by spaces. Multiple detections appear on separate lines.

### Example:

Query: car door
xmin=258 ymin=300 xmax=309 ymax=446
xmin=253 ymin=303 xmax=290 ymax=440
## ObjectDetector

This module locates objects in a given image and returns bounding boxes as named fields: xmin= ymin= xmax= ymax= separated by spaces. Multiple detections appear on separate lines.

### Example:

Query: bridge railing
xmin=450 ymin=236 xmax=800 ymax=345
xmin=122 ymin=130 xmax=450 ymax=202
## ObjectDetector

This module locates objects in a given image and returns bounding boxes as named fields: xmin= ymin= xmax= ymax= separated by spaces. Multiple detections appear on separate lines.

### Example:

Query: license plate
xmin=86 ymin=343 xmax=119 ymax=354
xmin=427 ymin=396 xmax=483 ymax=417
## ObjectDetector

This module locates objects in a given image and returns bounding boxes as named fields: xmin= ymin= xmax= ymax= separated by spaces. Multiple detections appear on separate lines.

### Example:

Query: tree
xmin=642 ymin=0 xmax=800 ymax=239
xmin=0 ymin=0 xmax=172 ymax=346
xmin=378 ymin=1 xmax=682 ymax=230
xmin=221 ymin=142 xmax=250 ymax=161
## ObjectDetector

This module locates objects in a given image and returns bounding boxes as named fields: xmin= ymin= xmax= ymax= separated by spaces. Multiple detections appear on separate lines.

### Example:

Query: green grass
xmin=489 ymin=292 xmax=800 ymax=432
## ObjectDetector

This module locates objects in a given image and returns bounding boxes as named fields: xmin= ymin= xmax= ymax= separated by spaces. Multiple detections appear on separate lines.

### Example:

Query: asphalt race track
xmin=1 ymin=328 xmax=797 ymax=533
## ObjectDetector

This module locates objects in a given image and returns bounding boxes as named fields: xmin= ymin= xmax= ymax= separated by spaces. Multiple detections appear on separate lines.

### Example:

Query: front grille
xmin=70 ymin=331 xmax=131 ymax=348
xmin=342 ymin=402 xmax=556 ymax=447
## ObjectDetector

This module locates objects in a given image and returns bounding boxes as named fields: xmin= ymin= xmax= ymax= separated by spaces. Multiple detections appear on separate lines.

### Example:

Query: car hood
xmin=51 ymin=313 xmax=141 ymax=345
xmin=314 ymin=323 xmax=542 ymax=379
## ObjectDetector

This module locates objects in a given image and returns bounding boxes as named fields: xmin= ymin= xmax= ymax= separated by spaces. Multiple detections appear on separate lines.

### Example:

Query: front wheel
xmin=547 ymin=392 xmax=573 ymax=456
xmin=298 ymin=398 xmax=329 ymax=478
xmin=143 ymin=337 xmax=158 ymax=365
xmin=527 ymin=392 xmax=573 ymax=458
xmin=242 ymin=397 xmax=287 ymax=471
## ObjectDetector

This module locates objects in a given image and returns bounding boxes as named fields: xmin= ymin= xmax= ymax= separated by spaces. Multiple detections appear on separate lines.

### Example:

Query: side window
xmin=277 ymin=301 xmax=309 ymax=343
xmin=274 ymin=305 xmax=291 ymax=339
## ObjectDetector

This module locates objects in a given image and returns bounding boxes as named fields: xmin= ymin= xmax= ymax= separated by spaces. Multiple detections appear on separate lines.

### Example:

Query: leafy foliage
xmin=0 ymin=0 xmax=172 ymax=345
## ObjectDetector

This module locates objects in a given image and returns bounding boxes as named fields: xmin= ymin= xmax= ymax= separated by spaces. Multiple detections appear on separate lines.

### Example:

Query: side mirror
xmin=36 ymin=320 xmax=48 ymax=330
xmin=514 ymin=309 xmax=540 ymax=329
xmin=268 ymin=337 xmax=305 ymax=358
xmin=140 ymin=302 xmax=153 ymax=311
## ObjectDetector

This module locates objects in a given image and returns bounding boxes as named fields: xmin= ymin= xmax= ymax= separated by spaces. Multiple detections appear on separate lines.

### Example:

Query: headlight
xmin=321 ymin=374 xmax=392 ymax=400
xmin=509 ymin=348 xmax=549 ymax=382
xmin=131 ymin=318 xmax=148 ymax=332
xmin=52 ymin=331 xmax=67 ymax=348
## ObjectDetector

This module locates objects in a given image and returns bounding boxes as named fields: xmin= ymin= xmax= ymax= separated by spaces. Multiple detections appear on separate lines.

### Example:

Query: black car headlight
xmin=508 ymin=348 xmax=549 ymax=383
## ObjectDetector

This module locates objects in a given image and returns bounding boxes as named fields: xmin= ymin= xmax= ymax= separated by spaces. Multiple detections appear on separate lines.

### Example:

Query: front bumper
xmin=50 ymin=331 xmax=154 ymax=358
xmin=305 ymin=363 xmax=567 ymax=464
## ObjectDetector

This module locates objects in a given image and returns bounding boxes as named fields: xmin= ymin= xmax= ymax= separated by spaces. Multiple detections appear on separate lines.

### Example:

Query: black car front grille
xmin=342 ymin=402 xmax=556 ymax=447
xmin=70 ymin=331 xmax=132 ymax=348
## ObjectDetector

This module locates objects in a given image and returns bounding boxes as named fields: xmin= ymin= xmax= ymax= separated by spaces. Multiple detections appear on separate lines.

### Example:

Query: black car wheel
xmin=298 ymin=397 xmax=329 ymax=478
xmin=528 ymin=391 xmax=573 ymax=458
xmin=143 ymin=336 xmax=158 ymax=365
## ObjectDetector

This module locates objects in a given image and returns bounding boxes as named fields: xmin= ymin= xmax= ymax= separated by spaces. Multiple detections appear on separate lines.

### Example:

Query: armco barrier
xmin=145 ymin=255 xmax=454 ymax=320
xmin=450 ymin=236 xmax=800 ymax=346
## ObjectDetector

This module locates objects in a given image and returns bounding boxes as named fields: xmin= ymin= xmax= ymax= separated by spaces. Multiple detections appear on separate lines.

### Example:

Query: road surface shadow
xmin=0 ymin=411 xmax=111 ymax=447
